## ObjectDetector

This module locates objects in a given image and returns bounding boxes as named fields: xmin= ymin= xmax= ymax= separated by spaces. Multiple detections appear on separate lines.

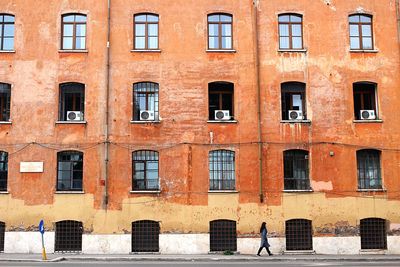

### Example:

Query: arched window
xmin=209 ymin=150 xmax=235 ymax=190
xmin=59 ymin=83 xmax=85 ymax=121
xmin=360 ymin=218 xmax=387 ymax=249
xmin=57 ymin=151 xmax=83 ymax=191
xmin=210 ymin=219 xmax=237 ymax=252
xmin=61 ymin=13 xmax=87 ymax=50
xmin=349 ymin=14 xmax=373 ymax=50
xmin=353 ymin=82 xmax=377 ymax=120
xmin=0 ymin=83 xmax=11 ymax=122
xmin=55 ymin=220 xmax=83 ymax=252
xmin=131 ymin=220 xmax=160 ymax=252
xmin=281 ymin=82 xmax=306 ymax=120
xmin=0 ymin=221 xmax=5 ymax=252
xmin=278 ymin=14 xmax=303 ymax=50
xmin=132 ymin=82 xmax=159 ymax=121
xmin=0 ymin=14 xmax=15 ymax=51
xmin=132 ymin=150 xmax=159 ymax=191
xmin=208 ymin=82 xmax=234 ymax=121
xmin=134 ymin=13 xmax=159 ymax=50
xmin=285 ymin=219 xmax=313 ymax=251
xmin=283 ymin=150 xmax=310 ymax=190
xmin=0 ymin=151 xmax=8 ymax=191
xmin=208 ymin=13 xmax=233 ymax=50
xmin=357 ymin=149 xmax=381 ymax=190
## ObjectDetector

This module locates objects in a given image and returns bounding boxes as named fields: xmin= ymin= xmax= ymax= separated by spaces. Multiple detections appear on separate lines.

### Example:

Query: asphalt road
xmin=0 ymin=261 xmax=400 ymax=267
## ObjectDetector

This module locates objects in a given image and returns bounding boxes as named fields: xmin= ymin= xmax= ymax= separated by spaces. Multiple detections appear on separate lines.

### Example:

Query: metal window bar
xmin=210 ymin=220 xmax=237 ymax=252
xmin=54 ymin=220 xmax=83 ymax=252
xmin=357 ymin=150 xmax=381 ymax=190
xmin=284 ymin=150 xmax=310 ymax=190
xmin=360 ymin=218 xmax=387 ymax=249
xmin=0 ymin=151 xmax=8 ymax=191
xmin=0 ymin=221 xmax=4 ymax=252
xmin=285 ymin=219 xmax=313 ymax=251
xmin=132 ymin=150 xmax=159 ymax=190
xmin=209 ymin=150 xmax=235 ymax=190
xmin=57 ymin=151 xmax=83 ymax=191
xmin=131 ymin=220 xmax=160 ymax=252
xmin=133 ymin=82 xmax=159 ymax=121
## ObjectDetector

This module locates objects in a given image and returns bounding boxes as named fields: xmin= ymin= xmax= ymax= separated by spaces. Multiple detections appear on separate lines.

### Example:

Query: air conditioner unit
xmin=360 ymin=110 xmax=376 ymax=120
xmin=214 ymin=110 xmax=230 ymax=120
xmin=66 ymin=111 xmax=83 ymax=121
xmin=288 ymin=110 xmax=303 ymax=120
xmin=140 ymin=110 xmax=155 ymax=121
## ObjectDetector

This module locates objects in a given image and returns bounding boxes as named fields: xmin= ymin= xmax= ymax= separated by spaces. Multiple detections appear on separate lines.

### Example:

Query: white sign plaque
xmin=20 ymin=162 xmax=44 ymax=173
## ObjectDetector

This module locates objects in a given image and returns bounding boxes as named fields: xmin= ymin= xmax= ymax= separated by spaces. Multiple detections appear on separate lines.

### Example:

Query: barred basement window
xmin=360 ymin=218 xmax=387 ymax=250
xmin=357 ymin=149 xmax=382 ymax=190
xmin=57 ymin=151 xmax=83 ymax=191
xmin=0 ymin=221 xmax=4 ymax=252
xmin=132 ymin=150 xmax=159 ymax=191
xmin=55 ymin=220 xmax=83 ymax=252
xmin=209 ymin=150 xmax=235 ymax=190
xmin=283 ymin=150 xmax=310 ymax=190
xmin=132 ymin=82 xmax=159 ymax=121
xmin=285 ymin=219 xmax=313 ymax=251
xmin=131 ymin=220 xmax=160 ymax=252
xmin=59 ymin=83 xmax=85 ymax=121
xmin=0 ymin=83 xmax=11 ymax=122
xmin=209 ymin=219 xmax=237 ymax=252
xmin=0 ymin=151 xmax=8 ymax=191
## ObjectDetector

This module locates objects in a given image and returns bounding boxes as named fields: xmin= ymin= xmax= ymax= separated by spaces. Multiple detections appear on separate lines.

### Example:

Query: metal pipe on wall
xmin=104 ymin=0 xmax=111 ymax=208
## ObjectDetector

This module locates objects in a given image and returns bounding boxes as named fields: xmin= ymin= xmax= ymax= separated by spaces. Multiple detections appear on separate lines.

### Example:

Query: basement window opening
xmin=285 ymin=219 xmax=313 ymax=251
xmin=209 ymin=219 xmax=237 ymax=252
xmin=0 ymin=221 xmax=4 ymax=252
xmin=55 ymin=220 xmax=83 ymax=252
xmin=360 ymin=218 xmax=387 ymax=250
xmin=131 ymin=220 xmax=160 ymax=252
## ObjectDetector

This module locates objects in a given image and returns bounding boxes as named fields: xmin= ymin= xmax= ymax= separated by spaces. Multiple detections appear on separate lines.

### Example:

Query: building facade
xmin=0 ymin=0 xmax=399 ymax=254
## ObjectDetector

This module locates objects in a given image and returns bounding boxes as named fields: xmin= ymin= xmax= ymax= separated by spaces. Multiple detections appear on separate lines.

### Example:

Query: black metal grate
xmin=209 ymin=150 xmax=235 ymax=190
xmin=55 ymin=220 xmax=83 ymax=252
xmin=285 ymin=219 xmax=313 ymax=251
xmin=284 ymin=150 xmax=310 ymax=190
xmin=360 ymin=218 xmax=387 ymax=249
xmin=0 ymin=221 xmax=5 ymax=252
xmin=210 ymin=220 xmax=237 ymax=252
xmin=131 ymin=220 xmax=159 ymax=252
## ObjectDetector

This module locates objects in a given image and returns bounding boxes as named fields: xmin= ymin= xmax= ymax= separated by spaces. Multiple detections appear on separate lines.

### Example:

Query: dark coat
xmin=260 ymin=228 xmax=270 ymax=247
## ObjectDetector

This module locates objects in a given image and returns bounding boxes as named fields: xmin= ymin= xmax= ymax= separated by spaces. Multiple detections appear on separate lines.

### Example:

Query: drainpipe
xmin=104 ymin=0 xmax=111 ymax=208
xmin=253 ymin=0 xmax=264 ymax=203
xmin=396 ymin=0 xmax=400 ymax=44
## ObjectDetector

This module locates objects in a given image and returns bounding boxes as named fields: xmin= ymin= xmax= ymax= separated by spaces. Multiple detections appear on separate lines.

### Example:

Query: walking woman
xmin=257 ymin=222 xmax=273 ymax=256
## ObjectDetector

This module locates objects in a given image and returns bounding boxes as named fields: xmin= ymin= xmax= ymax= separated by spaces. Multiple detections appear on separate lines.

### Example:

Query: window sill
xmin=131 ymin=49 xmax=161 ymax=53
xmin=0 ymin=50 xmax=15 ymax=53
xmin=55 ymin=191 xmax=85 ymax=194
xmin=130 ymin=120 xmax=161 ymax=124
xmin=58 ymin=50 xmax=88 ymax=53
xmin=0 ymin=121 xmax=12 ymax=124
xmin=280 ymin=120 xmax=311 ymax=124
xmin=208 ymin=190 xmax=238 ymax=194
xmin=206 ymin=49 xmax=236 ymax=53
xmin=357 ymin=189 xmax=386 ymax=192
xmin=56 ymin=120 xmax=87 ymax=124
xmin=278 ymin=49 xmax=307 ymax=53
xmin=350 ymin=49 xmax=379 ymax=53
xmin=207 ymin=120 xmax=238 ymax=123
xmin=359 ymin=249 xmax=387 ymax=254
xmin=0 ymin=191 xmax=9 ymax=194
xmin=130 ymin=190 xmax=160 ymax=194
xmin=283 ymin=189 xmax=314 ymax=193
xmin=353 ymin=119 xmax=383 ymax=123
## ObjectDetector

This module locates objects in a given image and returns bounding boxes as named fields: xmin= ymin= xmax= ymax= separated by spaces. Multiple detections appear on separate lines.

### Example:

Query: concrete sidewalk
xmin=0 ymin=253 xmax=400 ymax=263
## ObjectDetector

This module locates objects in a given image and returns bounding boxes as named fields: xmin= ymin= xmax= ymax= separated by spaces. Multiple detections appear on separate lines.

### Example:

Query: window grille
xmin=360 ymin=218 xmax=387 ymax=249
xmin=284 ymin=150 xmax=310 ymax=190
xmin=209 ymin=150 xmax=235 ymax=190
xmin=285 ymin=219 xmax=313 ymax=251
xmin=55 ymin=220 xmax=83 ymax=252
xmin=209 ymin=219 xmax=237 ymax=252
xmin=131 ymin=220 xmax=160 ymax=252
xmin=0 ymin=221 xmax=5 ymax=252
xmin=132 ymin=150 xmax=159 ymax=191
xmin=132 ymin=82 xmax=159 ymax=121
xmin=357 ymin=149 xmax=382 ymax=190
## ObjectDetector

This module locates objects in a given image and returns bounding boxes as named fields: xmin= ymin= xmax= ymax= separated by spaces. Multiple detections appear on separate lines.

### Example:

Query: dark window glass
xmin=278 ymin=14 xmax=303 ymax=50
xmin=0 ymin=151 xmax=8 ymax=191
xmin=0 ymin=83 xmax=11 ymax=122
xmin=0 ymin=14 xmax=14 ymax=51
xmin=360 ymin=218 xmax=387 ymax=249
xmin=285 ymin=219 xmax=313 ymax=250
xmin=133 ymin=82 xmax=159 ymax=121
xmin=357 ymin=149 xmax=382 ymax=190
xmin=55 ymin=220 xmax=83 ymax=252
xmin=210 ymin=220 xmax=237 ymax=252
xmin=349 ymin=14 xmax=373 ymax=50
xmin=0 ymin=221 xmax=4 ymax=252
xmin=132 ymin=150 xmax=159 ymax=190
xmin=209 ymin=150 xmax=235 ymax=190
xmin=353 ymin=82 xmax=377 ymax=120
xmin=134 ymin=14 xmax=159 ymax=50
xmin=281 ymin=82 xmax=306 ymax=120
xmin=57 ymin=151 xmax=83 ymax=191
xmin=59 ymin=83 xmax=85 ymax=121
xmin=131 ymin=220 xmax=160 ymax=252
xmin=208 ymin=82 xmax=234 ymax=120
xmin=208 ymin=13 xmax=232 ymax=50
xmin=284 ymin=150 xmax=310 ymax=190
xmin=62 ymin=14 xmax=87 ymax=50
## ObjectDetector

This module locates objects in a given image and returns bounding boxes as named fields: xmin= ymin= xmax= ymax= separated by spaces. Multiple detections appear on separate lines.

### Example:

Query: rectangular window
xmin=55 ymin=220 xmax=83 ymax=252
xmin=210 ymin=220 xmax=237 ymax=252
xmin=132 ymin=82 xmax=159 ymax=121
xmin=0 ymin=83 xmax=11 ymax=121
xmin=0 ymin=151 xmax=8 ymax=191
xmin=62 ymin=14 xmax=87 ymax=50
xmin=59 ymin=83 xmax=85 ymax=121
xmin=57 ymin=151 xmax=83 ymax=191
xmin=360 ymin=218 xmax=387 ymax=249
xmin=208 ymin=82 xmax=234 ymax=121
xmin=353 ymin=82 xmax=377 ymax=120
xmin=284 ymin=150 xmax=310 ymax=190
xmin=281 ymin=82 xmax=306 ymax=120
xmin=286 ymin=219 xmax=313 ymax=251
xmin=208 ymin=14 xmax=232 ymax=50
xmin=132 ymin=220 xmax=160 ymax=252
xmin=357 ymin=150 xmax=382 ymax=190
xmin=278 ymin=14 xmax=303 ymax=50
xmin=132 ymin=150 xmax=159 ymax=191
xmin=349 ymin=14 xmax=373 ymax=50
xmin=209 ymin=150 xmax=235 ymax=190
xmin=134 ymin=14 xmax=159 ymax=50
xmin=0 ymin=14 xmax=15 ymax=51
